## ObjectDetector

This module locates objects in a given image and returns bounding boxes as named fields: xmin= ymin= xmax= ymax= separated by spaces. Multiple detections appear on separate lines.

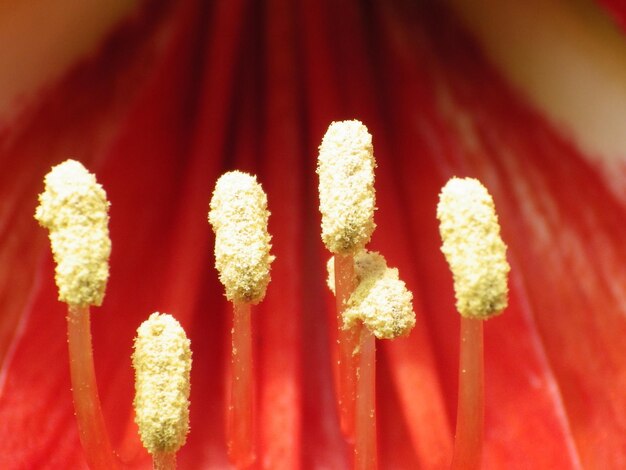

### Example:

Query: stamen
xmin=35 ymin=159 xmax=110 ymax=307
xmin=317 ymin=120 xmax=376 ymax=256
xmin=35 ymin=159 xmax=117 ymax=470
xmin=132 ymin=313 xmax=192 ymax=469
xmin=317 ymin=120 xmax=376 ymax=441
xmin=436 ymin=177 xmax=509 ymax=319
xmin=330 ymin=250 xmax=415 ymax=469
xmin=208 ymin=171 xmax=274 ymax=305
xmin=342 ymin=251 xmax=415 ymax=340
xmin=436 ymin=177 xmax=510 ymax=470
xmin=209 ymin=171 xmax=274 ymax=468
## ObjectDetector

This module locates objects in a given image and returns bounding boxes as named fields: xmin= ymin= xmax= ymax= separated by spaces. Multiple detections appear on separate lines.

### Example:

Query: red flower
xmin=1 ymin=0 xmax=626 ymax=468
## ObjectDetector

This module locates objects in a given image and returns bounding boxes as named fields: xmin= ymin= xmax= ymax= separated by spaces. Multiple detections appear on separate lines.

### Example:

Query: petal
xmin=2 ymin=0 xmax=625 ymax=468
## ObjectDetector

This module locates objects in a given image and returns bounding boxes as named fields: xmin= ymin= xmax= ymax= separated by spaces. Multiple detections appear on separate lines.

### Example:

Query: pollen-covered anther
xmin=132 ymin=313 xmax=192 ymax=455
xmin=317 ymin=120 xmax=377 ymax=255
xmin=208 ymin=171 xmax=274 ymax=304
xmin=330 ymin=250 xmax=416 ymax=339
xmin=437 ymin=177 xmax=510 ymax=319
xmin=34 ymin=159 xmax=111 ymax=307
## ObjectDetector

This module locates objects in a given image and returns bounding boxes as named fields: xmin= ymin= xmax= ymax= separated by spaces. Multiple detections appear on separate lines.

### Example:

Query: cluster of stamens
xmin=35 ymin=119 xmax=509 ymax=469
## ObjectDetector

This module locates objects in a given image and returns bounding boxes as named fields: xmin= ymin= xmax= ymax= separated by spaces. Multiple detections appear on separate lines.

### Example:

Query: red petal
xmin=2 ymin=0 xmax=625 ymax=468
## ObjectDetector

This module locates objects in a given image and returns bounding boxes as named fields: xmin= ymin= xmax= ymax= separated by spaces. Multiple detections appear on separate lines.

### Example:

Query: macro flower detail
xmin=1 ymin=1 xmax=626 ymax=469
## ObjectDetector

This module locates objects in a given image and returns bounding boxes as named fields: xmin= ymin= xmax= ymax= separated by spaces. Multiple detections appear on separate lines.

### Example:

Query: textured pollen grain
xmin=437 ymin=177 xmax=510 ymax=319
xmin=328 ymin=250 xmax=415 ymax=339
xmin=317 ymin=120 xmax=376 ymax=255
xmin=208 ymin=171 xmax=274 ymax=304
xmin=34 ymin=159 xmax=111 ymax=307
xmin=132 ymin=313 xmax=192 ymax=455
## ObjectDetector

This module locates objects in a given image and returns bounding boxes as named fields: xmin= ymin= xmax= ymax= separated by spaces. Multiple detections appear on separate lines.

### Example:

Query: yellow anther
xmin=132 ymin=313 xmax=192 ymax=455
xmin=317 ymin=120 xmax=376 ymax=255
xmin=35 ymin=159 xmax=111 ymax=307
xmin=208 ymin=171 xmax=274 ymax=304
xmin=437 ymin=177 xmax=510 ymax=319
xmin=328 ymin=250 xmax=415 ymax=340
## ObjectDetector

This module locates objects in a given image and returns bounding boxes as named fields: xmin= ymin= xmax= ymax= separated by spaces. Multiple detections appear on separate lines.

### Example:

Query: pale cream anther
xmin=317 ymin=120 xmax=376 ymax=255
xmin=132 ymin=313 xmax=192 ymax=455
xmin=208 ymin=171 xmax=274 ymax=304
xmin=328 ymin=250 xmax=416 ymax=340
xmin=35 ymin=159 xmax=111 ymax=307
xmin=437 ymin=177 xmax=510 ymax=319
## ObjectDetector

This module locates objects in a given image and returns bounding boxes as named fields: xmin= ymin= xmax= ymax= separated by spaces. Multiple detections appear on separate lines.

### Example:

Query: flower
xmin=1 ymin=0 xmax=626 ymax=468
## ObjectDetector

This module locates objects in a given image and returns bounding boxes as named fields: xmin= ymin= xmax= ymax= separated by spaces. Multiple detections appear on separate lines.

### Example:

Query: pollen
xmin=208 ymin=171 xmax=274 ymax=304
xmin=34 ymin=159 xmax=111 ymax=307
xmin=328 ymin=251 xmax=416 ymax=339
xmin=317 ymin=120 xmax=377 ymax=255
xmin=436 ymin=177 xmax=510 ymax=319
xmin=132 ymin=312 xmax=192 ymax=455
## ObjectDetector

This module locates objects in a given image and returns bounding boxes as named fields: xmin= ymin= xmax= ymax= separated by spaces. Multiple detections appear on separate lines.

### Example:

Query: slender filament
xmin=334 ymin=253 xmax=358 ymax=441
xmin=355 ymin=327 xmax=377 ymax=470
xmin=451 ymin=317 xmax=484 ymax=469
xmin=228 ymin=301 xmax=255 ymax=468
xmin=66 ymin=305 xmax=118 ymax=470
xmin=153 ymin=452 xmax=176 ymax=470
